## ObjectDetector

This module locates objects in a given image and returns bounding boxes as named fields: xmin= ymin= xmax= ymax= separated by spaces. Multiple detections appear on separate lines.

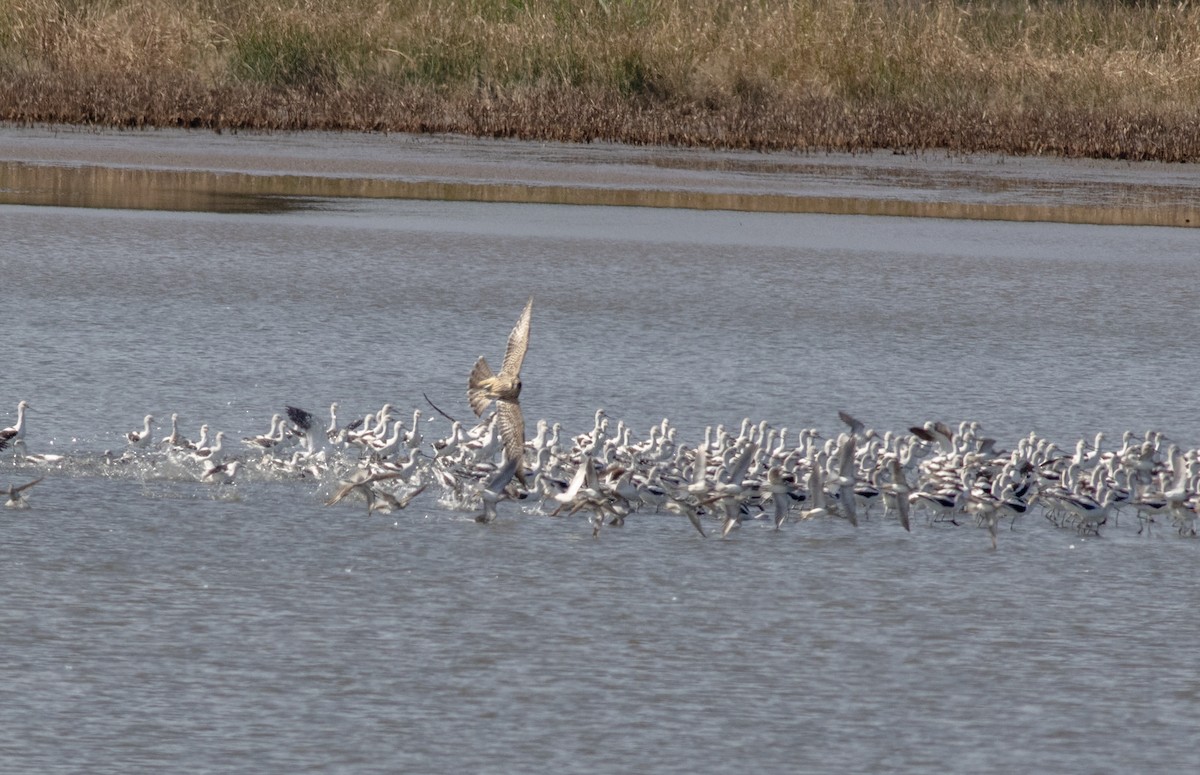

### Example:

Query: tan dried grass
xmin=1 ymin=1 xmax=1199 ymax=160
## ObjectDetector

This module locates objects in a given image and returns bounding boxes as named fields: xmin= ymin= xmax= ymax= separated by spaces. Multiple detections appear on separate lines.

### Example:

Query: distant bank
xmin=2 ymin=1 xmax=1199 ymax=162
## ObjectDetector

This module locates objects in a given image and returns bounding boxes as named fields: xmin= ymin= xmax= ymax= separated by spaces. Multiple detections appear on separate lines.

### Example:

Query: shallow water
xmin=2 ymin=129 xmax=1199 ymax=773
xmin=3 ymin=126 xmax=1199 ymax=225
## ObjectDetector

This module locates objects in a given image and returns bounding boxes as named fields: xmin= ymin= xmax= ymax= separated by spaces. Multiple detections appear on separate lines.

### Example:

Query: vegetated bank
xmin=2 ymin=0 xmax=1199 ymax=161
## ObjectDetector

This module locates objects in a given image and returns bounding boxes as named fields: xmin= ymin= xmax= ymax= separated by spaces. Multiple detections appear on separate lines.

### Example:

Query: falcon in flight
xmin=468 ymin=298 xmax=533 ymax=476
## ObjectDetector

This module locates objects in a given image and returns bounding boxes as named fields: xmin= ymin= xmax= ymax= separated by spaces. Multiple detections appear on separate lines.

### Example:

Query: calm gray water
xmin=2 ymin=136 xmax=1200 ymax=773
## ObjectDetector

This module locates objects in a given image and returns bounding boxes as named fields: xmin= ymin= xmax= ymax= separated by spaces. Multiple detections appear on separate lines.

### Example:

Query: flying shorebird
xmin=369 ymin=483 xmax=428 ymax=515
xmin=468 ymin=297 xmax=532 ymax=479
xmin=474 ymin=455 xmax=521 ymax=524
xmin=325 ymin=468 xmax=407 ymax=514
xmin=5 ymin=477 xmax=43 ymax=509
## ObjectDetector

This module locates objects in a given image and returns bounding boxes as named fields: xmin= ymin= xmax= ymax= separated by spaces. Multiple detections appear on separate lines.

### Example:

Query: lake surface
xmin=1 ymin=127 xmax=1199 ymax=773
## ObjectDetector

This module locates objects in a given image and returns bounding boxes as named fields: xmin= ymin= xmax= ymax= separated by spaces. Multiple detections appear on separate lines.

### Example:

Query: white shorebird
xmin=201 ymin=459 xmax=241 ymax=486
xmin=3 ymin=394 xmax=1197 ymax=546
xmin=368 ymin=420 xmax=406 ymax=461
xmin=159 ymin=413 xmax=189 ymax=449
xmin=547 ymin=455 xmax=628 ymax=536
xmin=988 ymin=482 xmax=1031 ymax=547
xmin=0 ymin=400 xmax=30 ymax=452
xmin=761 ymin=465 xmax=792 ymax=530
xmin=326 ymin=468 xmax=407 ymax=515
xmin=243 ymin=414 xmax=285 ymax=451
xmin=474 ymin=455 xmax=521 ymax=524
xmin=189 ymin=423 xmax=210 ymax=452
xmin=326 ymin=401 xmax=363 ymax=444
xmin=698 ymin=441 xmax=758 ymax=538
xmin=370 ymin=483 xmax=428 ymax=515
xmin=189 ymin=431 xmax=225 ymax=465
xmin=829 ymin=433 xmax=859 ymax=527
xmin=664 ymin=493 xmax=707 ymax=537
xmin=880 ymin=456 xmax=913 ymax=532
xmin=549 ymin=454 xmax=596 ymax=515
xmin=405 ymin=412 xmax=427 ymax=452
xmin=1057 ymin=490 xmax=1116 ymax=535
xmin=684 ymin=445 xmax=712 ymax=501
xmin=798 ymin=464 xmax=831 ymax=522
xmin=126 ymin=414 xmax=155 ymax=448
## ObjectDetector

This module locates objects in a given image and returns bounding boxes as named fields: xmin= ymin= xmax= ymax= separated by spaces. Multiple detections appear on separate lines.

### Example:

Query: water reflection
xmin=0 ymin=163 xmax=315 ymax=214
xmin=644 ymin=154 xmax=1200 ymax=211
xmin=2 ymin=159 xmax=1196 ymax=226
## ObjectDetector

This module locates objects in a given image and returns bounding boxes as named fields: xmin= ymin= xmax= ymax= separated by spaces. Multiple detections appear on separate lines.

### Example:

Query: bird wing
xmin=467 ymin=357 xmax=495 ymax=417
xmin=395 ymin=483 xmax=429 ymax=509
xmin=496 ymin=400 xmax=526 ymax=469
xmin=838 ymin=410 xmax=864 ymax=436
xmin=286 ymin=405 xmax=314 ymax=431
xmin=896 ymin=489 xmax=911 ymax=532
xmin=807 ymin=466 xmax=826 ymax=509
xmin=12 ymin=477 xmax=43 ymax=494
xmin=500 ymin=297 xmax=533 ymax=377
xmin=691 ymin=446 xmax=708 ymax=486
xmin=908 ymin=425 xmax=936 ymax=443
xmin=721 ymin=510 xmax=740 ymax=537
xmin=563 ymin=455 xmax=592 ymax=500
xmin=370 ymin=489 xmax=402 ymax=512
xmin=837 ymin=434 xmax=857 ymax=479
xmin=839 ymin=483 xmax=859 ymax=527
xmin=325 ymin=480 xmax=360 ymax=506
xmin=773 ymin=492 xmax=789 ymax=529
xmin=484 ymin=455 xmax=521 ymax=495
xmin=325 ymin=469 xmax=378 ymax=505
xmin=365 ymin=470 xmax=406 ymax=485
xmin=726 ymin=442 xmax=759 ymax=484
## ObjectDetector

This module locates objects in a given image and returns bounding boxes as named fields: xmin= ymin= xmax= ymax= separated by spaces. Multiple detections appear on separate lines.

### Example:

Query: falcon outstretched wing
xmin=500 ymin=297 xmax=533 ymax=378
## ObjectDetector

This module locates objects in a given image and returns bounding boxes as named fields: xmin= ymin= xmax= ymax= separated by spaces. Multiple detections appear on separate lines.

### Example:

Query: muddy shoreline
xmin=2 ymin=125 xmax=1197 ymax=227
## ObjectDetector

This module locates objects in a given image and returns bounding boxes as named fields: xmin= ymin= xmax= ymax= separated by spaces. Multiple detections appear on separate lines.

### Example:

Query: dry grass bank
xmin=2 ymin=0 xmax=1199 ymax=160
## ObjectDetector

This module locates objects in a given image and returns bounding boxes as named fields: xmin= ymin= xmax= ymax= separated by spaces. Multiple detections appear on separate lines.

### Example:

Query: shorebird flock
xmin=3 ymin=299 xmax=1199 ymax=544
